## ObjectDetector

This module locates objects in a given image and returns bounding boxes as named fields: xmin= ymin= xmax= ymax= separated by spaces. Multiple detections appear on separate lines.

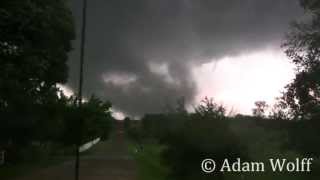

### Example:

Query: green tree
xmin=252 ymin=101 xmax=268 ymax=118
xmin=0 ymin=0 xmax=75 ymax=160
xmin=196 ymin=97 xmax=226 ymax=119
xmin=281 ymin=0 xmax=320 ymax=120
xmin=162 ymin=98 xmax=246 ymax=180
xmin=62 ymin=96 xmax=113 ymax=146
xmin=280 ymin=0 xmax=320 ymax=156
xmin=82 ymin=96 xmax=113 ymax=141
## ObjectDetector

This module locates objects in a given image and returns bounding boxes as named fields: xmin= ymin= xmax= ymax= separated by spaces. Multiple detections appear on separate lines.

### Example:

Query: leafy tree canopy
xmin=281 ymin=0 xmax=320 ymax=119
xmin=0 ymin=0 xmax=75 ymax=146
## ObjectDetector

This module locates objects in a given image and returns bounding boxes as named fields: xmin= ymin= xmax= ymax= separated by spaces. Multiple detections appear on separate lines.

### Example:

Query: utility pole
xmin=75 ymin=0 xmax=87 ymax=180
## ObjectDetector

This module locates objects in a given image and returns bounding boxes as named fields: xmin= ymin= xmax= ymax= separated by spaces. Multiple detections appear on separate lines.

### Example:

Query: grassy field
xmin=130 ymin=142 xmax=320 ymax=180
xmin=129 ymin=143 xmax=169 ymax=180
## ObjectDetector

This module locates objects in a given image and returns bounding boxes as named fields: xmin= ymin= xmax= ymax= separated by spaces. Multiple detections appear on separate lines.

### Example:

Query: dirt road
xmin=14 ymin=128 xmax=137 ymax=180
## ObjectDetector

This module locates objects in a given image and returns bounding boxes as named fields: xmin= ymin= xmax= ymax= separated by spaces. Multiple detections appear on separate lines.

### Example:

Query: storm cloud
xmin=67 ymin=0 xmax=302 ymax=116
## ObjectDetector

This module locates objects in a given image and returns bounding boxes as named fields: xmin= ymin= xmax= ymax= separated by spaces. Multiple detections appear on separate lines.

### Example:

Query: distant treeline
xmin=125 ymin=96 xmax=320 ymax=179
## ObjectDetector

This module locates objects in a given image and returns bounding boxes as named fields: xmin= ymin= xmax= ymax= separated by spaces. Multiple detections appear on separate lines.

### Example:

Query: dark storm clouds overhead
xmin=68 ymin=0 xmax=302 ymax=117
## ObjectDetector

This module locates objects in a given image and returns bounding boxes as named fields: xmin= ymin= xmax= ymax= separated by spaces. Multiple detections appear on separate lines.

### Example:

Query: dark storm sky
xmin=67 ymin=0 xmax=303 ymax=117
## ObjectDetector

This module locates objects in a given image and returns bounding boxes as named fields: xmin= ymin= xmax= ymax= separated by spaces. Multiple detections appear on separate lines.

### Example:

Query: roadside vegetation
xmin=126 ymin=99 xmax=320 ymax=179
xmin=0 ymin=1 xmax=113 ymax=178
